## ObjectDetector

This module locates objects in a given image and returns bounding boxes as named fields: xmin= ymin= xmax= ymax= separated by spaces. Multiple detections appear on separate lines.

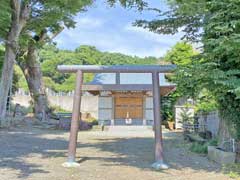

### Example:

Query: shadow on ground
xmin=76 ymin=132 xmax=222 ymax=174
xmin=0 ymin=127 xmax=223 ymax=178
xmin=0 ymin=128 xmax=68 ymax=178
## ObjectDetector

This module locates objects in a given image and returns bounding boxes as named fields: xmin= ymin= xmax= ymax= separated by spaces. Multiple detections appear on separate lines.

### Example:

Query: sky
xmin=55 ymin=0 xmax=184 ymax=58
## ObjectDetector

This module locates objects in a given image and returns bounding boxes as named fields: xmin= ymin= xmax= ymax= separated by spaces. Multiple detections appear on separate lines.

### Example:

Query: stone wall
xmin=12 ymin=94 xmax=99 ymax=119
xmin=13 ymin=90 xmax=155 ymax=125
xmin=198 ymin=111 xmax=220 ymax=137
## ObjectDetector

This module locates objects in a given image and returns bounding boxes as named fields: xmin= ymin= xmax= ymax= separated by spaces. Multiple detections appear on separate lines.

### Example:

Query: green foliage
xmin=208 ymin=138 xmax=218 ymax=146
xmin=161 ymin=95 xmax=175 ymax=121
xmin=195 ymin=89 xmax=218 ymax=113
xmin=17 ymin=44 xmax=159 ymax=91
xmin=138 ymin=0 xmax=240 ymax=139
xmin=38 ymin=44 xmax=159 ymax=92
xmin=202 ymin=0 xmax=240 ymax=139
xmin=107 ymin=0 xmax=147 ymax=10
xmin=0 ymin=45 xmax=4 ymax=75
xmin=135 ymin=0 xmax=206 ymax=42
xmin=189 ymin=136 xmax=217 ymax=154
xmin=0 ymin=0 xmax=11 ymax=39
xmin=165 ymin=42 xmax=197 ymax=66
xmin=161 ymin=42 xmax=198 ymax=122
xmin=180 ymin=107 xmax=194 ymax=124
xmin=223 ymin=163 xmax=240 ymax=179
xmin=14 ymin=65 xmax=28 ymax=91
xmin=51 ymin=105 xmax=70 ymax=113
xmin=0 ymin=46 xmax=21 ymax=92
xmin=190 ymin=142 xmax=208 ymax=154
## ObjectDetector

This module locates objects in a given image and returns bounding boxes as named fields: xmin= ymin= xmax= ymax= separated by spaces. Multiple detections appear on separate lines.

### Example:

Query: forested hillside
xmin=16 ymin=45 xmax=159 ymax=92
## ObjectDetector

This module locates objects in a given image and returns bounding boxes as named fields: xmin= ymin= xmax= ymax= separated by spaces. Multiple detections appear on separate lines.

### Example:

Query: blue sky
xmin=55 ymin=0 xmax=184 ymax=58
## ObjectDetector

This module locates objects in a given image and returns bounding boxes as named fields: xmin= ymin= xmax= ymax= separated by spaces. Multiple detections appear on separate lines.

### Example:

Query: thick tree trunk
xmin=0 ymin=43 xmax=15 ymax=118
xmin=20 ymin=41 xmax=50 ymax=120
xmin=0 ymin=0 xmax=29 ymax=119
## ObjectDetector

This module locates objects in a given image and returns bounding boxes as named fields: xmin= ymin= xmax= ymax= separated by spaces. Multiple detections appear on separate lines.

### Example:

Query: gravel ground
xmin=0 ymin=124 xmax=230 ymax=180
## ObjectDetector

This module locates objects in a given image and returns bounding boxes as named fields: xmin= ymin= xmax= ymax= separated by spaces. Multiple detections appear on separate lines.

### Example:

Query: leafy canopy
xmin=137 ymin=0 xmax=240 ymax=139
xmin=35 ymin=45 xmax=158 ymax=92
xmin=164 ymin=42 xmax=197 ymax=66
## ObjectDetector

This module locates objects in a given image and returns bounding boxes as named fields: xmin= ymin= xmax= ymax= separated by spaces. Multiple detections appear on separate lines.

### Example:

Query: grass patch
xmin=51 ymin=105 xmax=70 ymax=113
xmin=189 ymin=142 xmax=208 ymax=154
xmin=187 ymin=135 xmax=218 ymax=155
xmin=222 ymin=163 xmax=240 ymax=179
xmin=208 ymin=138 xmax=218 ymax=146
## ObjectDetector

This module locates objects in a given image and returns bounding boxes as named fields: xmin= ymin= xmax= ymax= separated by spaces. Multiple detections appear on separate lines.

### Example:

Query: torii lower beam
xmin=58 ymin=65 xmax=176 ymax=169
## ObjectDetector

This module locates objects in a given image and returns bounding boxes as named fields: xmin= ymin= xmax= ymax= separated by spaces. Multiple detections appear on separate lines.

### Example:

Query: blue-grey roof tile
xmin=89 ymin=73 xmax=173 ymax=86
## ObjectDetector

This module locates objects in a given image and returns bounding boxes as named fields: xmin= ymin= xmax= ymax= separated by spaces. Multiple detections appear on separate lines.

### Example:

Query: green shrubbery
xmin=208 ymin=138 xmax=218 ymax=146
xmin=223 ymin=163 xmax=240 ymax=179
xmin=189 ymin=138 xmax=218 ymax=154
xmin=190 ymin=142 xmax=208 ymax=154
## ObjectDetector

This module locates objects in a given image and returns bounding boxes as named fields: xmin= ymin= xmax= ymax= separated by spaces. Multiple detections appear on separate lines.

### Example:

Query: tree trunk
xmin=20 ymin=41 xmax=50 ymax=120
xmin=0 ymin=43 xmax=15 ymax=118
xmin=0 ymin=0 xmax=29 ymax=119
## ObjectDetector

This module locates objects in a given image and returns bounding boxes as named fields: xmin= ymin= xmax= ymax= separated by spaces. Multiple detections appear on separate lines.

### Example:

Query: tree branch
xmin=10 ymin=0 xmax=21 ymax=23
xmin=20 ymin=1 xmax=30 ymax=23
xmin=49 ymin=26 xmax=64 ymax=41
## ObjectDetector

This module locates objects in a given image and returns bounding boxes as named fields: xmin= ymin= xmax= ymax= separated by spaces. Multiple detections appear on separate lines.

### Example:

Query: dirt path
xmin=0 ymin=125 xmax=230 ymax=180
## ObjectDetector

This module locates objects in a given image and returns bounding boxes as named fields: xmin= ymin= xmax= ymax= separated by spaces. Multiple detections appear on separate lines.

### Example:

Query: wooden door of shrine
xmin=114 ymin=96 xmax=143 ymax=119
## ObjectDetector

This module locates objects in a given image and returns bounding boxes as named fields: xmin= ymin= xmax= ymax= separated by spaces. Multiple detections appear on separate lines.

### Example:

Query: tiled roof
xmin=89 ymin=73 xmax=174 ymax=86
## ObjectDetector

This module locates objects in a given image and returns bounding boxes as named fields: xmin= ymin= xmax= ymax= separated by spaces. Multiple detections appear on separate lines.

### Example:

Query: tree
xmin=136 ymin=0 xmax=240 ymax=148
xmin=162 ymin=42 xmax=198 ymax=122
xmin=0 ymin=0 xmax=148 ymax=120
xmin=16 ymin=0 xmax=94 ymax=120
xmin=37 ymin=45 xmax=158 ymax=92
xmin=164 ymin=42 xmax=197 ymax=66
xmin=0 ymin=45 xmax=4 ymax=74
xmin=0 ymin=0 xmax=30 ymax=119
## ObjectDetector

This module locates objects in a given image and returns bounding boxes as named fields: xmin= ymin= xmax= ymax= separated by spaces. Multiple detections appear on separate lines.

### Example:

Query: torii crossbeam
xmin=57 ymin=65 xmax=176 ymax=170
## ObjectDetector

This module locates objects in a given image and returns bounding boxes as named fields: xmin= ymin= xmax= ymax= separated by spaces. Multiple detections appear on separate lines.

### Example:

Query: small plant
xmin=208 ymin=138 xmax=218 ymax=146
xmin=180 ymin=107 xmax=194 ymax=124
xmin=50 ymin=105 xmax=69 ymax=113
xmin=222 ymin=163 xmax=240 ymax=179
xmin=190 ymin=142 xmax=208 ymax=154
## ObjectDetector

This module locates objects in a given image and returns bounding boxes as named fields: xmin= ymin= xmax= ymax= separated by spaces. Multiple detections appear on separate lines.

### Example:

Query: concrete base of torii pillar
xmin=151 ymin=161 xmax=169 ymax=170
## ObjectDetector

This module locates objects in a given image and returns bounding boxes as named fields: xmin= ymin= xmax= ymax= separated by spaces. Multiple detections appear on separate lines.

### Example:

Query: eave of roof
xmin=82 ymin=84 xmax=176 ymax=96
xmin=57 ymin=65 xmax=176 ymax=73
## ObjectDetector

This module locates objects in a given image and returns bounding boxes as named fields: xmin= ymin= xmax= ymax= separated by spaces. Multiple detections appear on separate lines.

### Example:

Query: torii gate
xmin=57 ymin=65 xmax=176 ymax=170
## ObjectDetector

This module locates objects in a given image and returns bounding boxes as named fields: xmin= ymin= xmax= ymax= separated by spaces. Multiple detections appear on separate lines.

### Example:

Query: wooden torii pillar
xmin=58 ymin=65 xmax=175 ymax=169
xmin=151 ymin=72 xmax=169 ymax=169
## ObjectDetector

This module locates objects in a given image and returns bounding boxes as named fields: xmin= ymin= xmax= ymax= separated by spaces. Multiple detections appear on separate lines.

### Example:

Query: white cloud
xmin=55 ymin=18 xmax=184 ymax=57
xmin=55 ymin=26 xmax=177 ymax=58
xmin=124 ymin=23 xmax=183 ymax=46
xmin=75 ymin=16 xmax=105 ymax=28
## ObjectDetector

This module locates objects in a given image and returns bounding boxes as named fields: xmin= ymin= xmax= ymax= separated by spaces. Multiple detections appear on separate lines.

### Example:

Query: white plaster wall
xmin=145 ymin=97 xmax=153 ymax=120
xmin=145 ymin=110 xmax=154 ymax=120
xmin=145 ymin=97 xmax=153 ymax=108
xmin=98 ymin=97 xmax=113 ymax=120
xmin=99 ymin=109 xmax=112 ymax=120
xmin=99 ymin=97 xmax=112 ymax=108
